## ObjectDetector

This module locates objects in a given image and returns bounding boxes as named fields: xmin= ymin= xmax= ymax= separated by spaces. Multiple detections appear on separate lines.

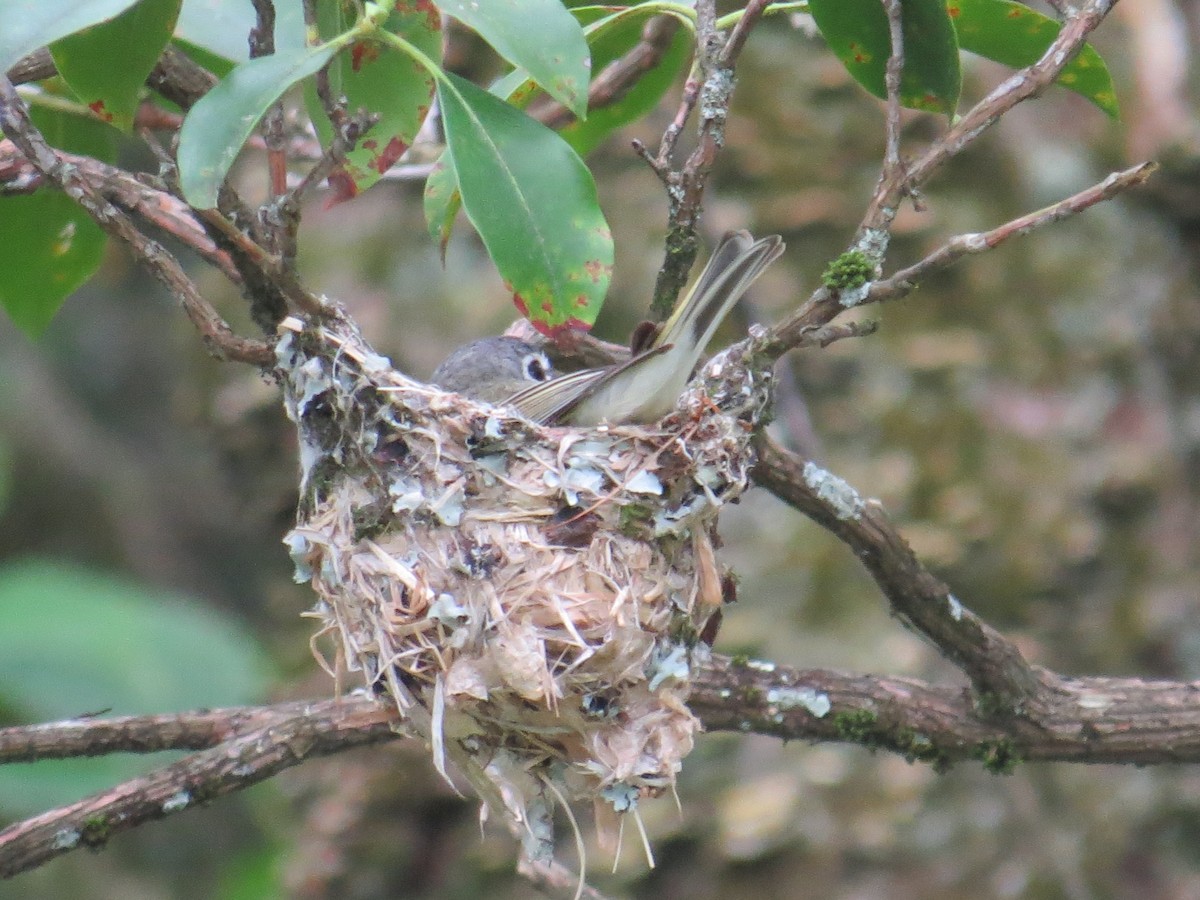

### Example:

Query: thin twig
xmin=868 ymin=161 xmax=1157 ymax=305
xmin=306 ymin=0 xmax=346 ymax=129
xmin=646 ymin=0 xmax=772 ymax=321
xmin=0 ymin=77 xmax=271 ymax=365
xmin=720 ymin=0 xmax=773 ymax=67
xmin=278 ymin=108 xmax=378 ymax=218
xmin=250 ymin=0 xmax=288 ymax=202
xmin=196 ymin=207 xmax=329 ymax=318
xmin=536 ymin=15 xmax=680 ymax=131
xmin=249 ymin=0 xmax=295 ymax=271
xmin=759 ymin=0 xmax=1122 ymax=357
xmin=1 ymin=139 xmax=242 ymax=282
xmin=651 ymin=60 xmax=700 ymax=173
xmin=890 ymin=0 xmax=1117 ymax=228
xmin=879 ymin=0 xmax=906 ymax=191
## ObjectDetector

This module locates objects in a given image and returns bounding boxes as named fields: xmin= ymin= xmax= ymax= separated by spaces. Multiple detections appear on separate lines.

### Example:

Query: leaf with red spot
xmin=49 ymin=0 xmax=181 ymax=132
xmin=423 ymin=158 xmax=459 ymax=262
xmin=438 ymin=72 xmax=612 ymax=335
xmin=949 ymin=0 xmax=1118 ymax=117
xmin=809 ymin=0 xmax=961 ymax=116
xmin=307 ymin=0 xmax=440 ymax=201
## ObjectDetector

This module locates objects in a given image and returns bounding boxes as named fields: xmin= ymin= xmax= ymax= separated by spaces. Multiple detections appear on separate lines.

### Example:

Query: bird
xmin=431 ymin=335 xmax=555 ymax=404
xmin=432 ymin=230 xmax=784 ymax=426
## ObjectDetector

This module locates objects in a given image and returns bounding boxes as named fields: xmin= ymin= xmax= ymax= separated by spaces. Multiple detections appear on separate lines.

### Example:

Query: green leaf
xmin=0 ymin=194 xmax=107 ymax=336
xmin=0 ymin=109 xmax=113 ymax=336
xmin=0 ymin=0 xmax=142 ymax=73
xmin=50 ymin=0 xmax=182 ymax=132
xmin=949 ymin=0 xmax=1118 ymax=117
xmin=308 ymin=0 xmax=440 ymax=201
xmin=169 ymin=36 xmax=236 ymax=81
xmin=423 ymin=7 xmax=687 ymax=253
xmin=438 ymin=72 xmax=612 ymax=335
xmin=422 ymin=68 xmax=545 ymax=252
xmin=423 ymin=157 xmax=460 ymax=261
xmin=178 ymin=42 xmax=340 ymax=209
xmin=174 ymin=0 xmax=307 ymax=63
xmin=0 ymin=560 xmax=274 ymax=813
xmin=0 ymin=560 xmax=273 ymax=719
xmin=433 ymin=0 xmax=591 ymax=118
xmin=810 ymin=0 xmax=962 ymax=115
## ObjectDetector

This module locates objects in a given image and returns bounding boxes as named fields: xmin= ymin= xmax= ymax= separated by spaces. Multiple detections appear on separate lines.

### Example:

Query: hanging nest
xmin=277 ymin=310 xmax=773 ymax=858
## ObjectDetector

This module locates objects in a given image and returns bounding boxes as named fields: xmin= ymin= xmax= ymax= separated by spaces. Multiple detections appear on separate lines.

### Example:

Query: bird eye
xmin=522 ymin=353 xmax=551 ymax=382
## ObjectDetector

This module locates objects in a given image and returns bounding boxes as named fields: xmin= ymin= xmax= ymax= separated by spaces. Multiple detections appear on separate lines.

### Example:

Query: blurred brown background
xmin=5 ymin=4 xmax=1200 ymax=898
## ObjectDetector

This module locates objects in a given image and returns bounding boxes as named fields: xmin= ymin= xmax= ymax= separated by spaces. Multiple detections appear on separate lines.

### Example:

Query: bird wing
xmin=503 ymin=345 xmax=672 ymax=425
xmin=505 ymin=231 xmax=784 ymax=426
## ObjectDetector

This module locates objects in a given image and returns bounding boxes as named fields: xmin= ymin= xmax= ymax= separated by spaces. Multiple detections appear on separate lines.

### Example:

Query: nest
xmin=277 ymin=311 xmax=772 ymax=859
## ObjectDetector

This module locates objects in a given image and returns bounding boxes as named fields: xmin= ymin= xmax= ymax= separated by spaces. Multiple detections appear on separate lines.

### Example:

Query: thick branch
xmin=0 ymin=700 xmax=356 ymax=762
xmin=691 ymin=658 xmax=1200 ymax=768
xmin=10 ymin=647 xmax=1200 ymax=878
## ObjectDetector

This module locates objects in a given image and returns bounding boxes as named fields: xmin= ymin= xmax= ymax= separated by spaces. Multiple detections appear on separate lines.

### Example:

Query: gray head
xmin=431 ymin=335 xmax=556 ymax=405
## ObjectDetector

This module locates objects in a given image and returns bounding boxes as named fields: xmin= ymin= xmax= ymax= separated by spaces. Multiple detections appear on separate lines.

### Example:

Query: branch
xmin=250 ymin=0 xmax=296 ymax=266
xmin=194 ymin=206 xmax=329 ymax=319
xmin=759 ymin=0 xmax=1120 ymax=359
xmin=643 ymin=0 xmax=773 ymax=321
xmin=867 ymin=161 xmax=1157 ymax=305
xmin=145 ymin=44 xmax=220 ymax=111
xmin=760 ymin=159 xmax=1154 ymax=356
xmin=535 ymin=15 xmax=680 ymax=131
xmin=0 ymin=77 xmax=272 ymax=366
xmin=10 ymin=644 xmax=1200 ymax=878
xmin=691 ymin=658 xmax=1200 ymax=768
xmin=7 ymin=45 xmax=217 ymax=111
xmin=0 ymin=140 xmax=242 ymax=282
xmin=862 ymin=0 xmax=1118 ymax=239
xmin=0 ymin=700 xmax=365 ymax=762
xmin=878 ymin=0 xmax=905 ymax=183
xmin=751 ymin=434 xmax=1045 ymax=710
xmin=0 ymin=697 xmax=400 ymax=878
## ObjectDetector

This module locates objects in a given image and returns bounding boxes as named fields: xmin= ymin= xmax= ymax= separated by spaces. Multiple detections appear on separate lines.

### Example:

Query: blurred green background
xmin=5 ymin=7 xmax=1200 ymax=898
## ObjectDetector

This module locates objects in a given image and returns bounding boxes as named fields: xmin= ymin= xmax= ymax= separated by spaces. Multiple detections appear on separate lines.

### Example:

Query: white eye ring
xmin=521 ymin=352 xmax=552 ymax=383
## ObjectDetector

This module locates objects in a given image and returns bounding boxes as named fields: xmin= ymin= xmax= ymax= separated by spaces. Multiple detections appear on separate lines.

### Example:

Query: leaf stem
xmin=716 ymin=1 xmax=808 ymax=32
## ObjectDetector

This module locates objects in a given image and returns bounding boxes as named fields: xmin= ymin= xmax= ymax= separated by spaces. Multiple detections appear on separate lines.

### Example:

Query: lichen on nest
xmin=277 ymin=312 xmax=772 ymax=860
